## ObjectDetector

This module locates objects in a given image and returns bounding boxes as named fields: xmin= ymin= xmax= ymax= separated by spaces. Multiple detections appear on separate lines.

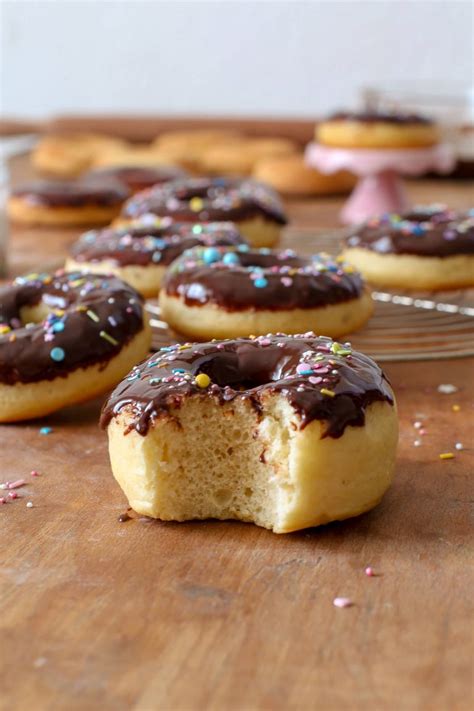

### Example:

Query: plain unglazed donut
xmin=253 ymin=153 xmax=356 ymax=196
xmin=200 ymin=137 xmax=298 ymax=176
xmin=159 ymin=245 xmax=373 ymax=340
xmin=118 ymin=177 xmax=287 ymax=248
xmin=66 ymin=218 xmax=247 ymax=298
xmin=32 ymin=133 xmax=128 ymax=178
xmin=0 ymin=271 xmax=151 ymax=422
xmin=8 ymin=179 xmax=130 ymax=227
xmin=343 ymin=205 xmax=474 ymax=290
xmin=101 ymin=334 xmax=398 ymax=533
xmin=316 ymin=110 xmax=440 ymax=149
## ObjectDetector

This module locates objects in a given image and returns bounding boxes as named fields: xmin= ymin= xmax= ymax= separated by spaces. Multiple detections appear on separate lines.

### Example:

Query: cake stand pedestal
xmin=305 ymin=142 xmax=455 ymax=224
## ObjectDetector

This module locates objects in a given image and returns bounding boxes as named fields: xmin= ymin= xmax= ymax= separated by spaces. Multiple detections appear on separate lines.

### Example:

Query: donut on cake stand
xmin=305 ymin=111 xmax=455 ymax=224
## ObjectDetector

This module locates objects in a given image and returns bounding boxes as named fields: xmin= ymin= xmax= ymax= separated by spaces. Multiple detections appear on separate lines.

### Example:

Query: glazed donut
xmin=8 ymin=180 xmax=130 ymax=227
xmin=32 ymin=133 xmax=127 ymax=178
xmin=200 ymin=137 xmax=298 ymax=176
xmin=0 ymin=271 xmax=151 ymax=422
xmin=343 ymin=205 xmax=474 ymax=290
xmin=84 ymin=164 xmax=187 ymax=194
xmin=159 ymin=246 xmax=373 ymax=340
xmin=66 ymin=218 xmax=247 ymax=298
xmin=119 ymin=177 xmax=287 ymax=248
xmin=101 ymin=334 xmax=398 ymax=533
xmin=253 ymin=153 xmax=356 ymax=196
xmin=316 ymin=110 xmax=440 ymax=149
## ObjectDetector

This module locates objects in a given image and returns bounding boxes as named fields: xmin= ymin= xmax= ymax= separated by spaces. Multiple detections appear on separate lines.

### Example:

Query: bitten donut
xmin=343 ymin=206 xmax=474 ymax=290
xmin=316 ymin=110 xmax=440 ymax=149
xmin=159 ymin=246 xmax=373 ymax=339
xmin=119 ymin=177 xmax=287 ymax=248
xmin=101 ymin=334 xmax=398 ymax=533
xmin=0 ymin=271 xmax=151 ymax=422
xmin=84 ymin=164 xmax=187 ymax=194
xmin=8 ymin=180 xmax=130 ymax=226
xmin=66 ymin=218 xmax=247 ymax=298
xmin=253 ymin=153 xmax=356 ymax=196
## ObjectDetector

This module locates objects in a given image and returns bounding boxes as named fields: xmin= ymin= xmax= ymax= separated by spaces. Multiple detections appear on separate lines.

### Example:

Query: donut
xmin=153 ymin=129 xmax=243 ymax=171
xmin=316 ymin=110 xmax=440 ymax=149
xmin=200 ymin=137 xmax=298 ymax=176
xmin=343 ymin=205 xmax=474 ymax=290
xmin=101 ymin=334 xmax=398 ymax=533
xmin=0 ymin=271 xmax=151 ymax=422
xmin=253 ymin=153 xmax=356 ymax=196
xmin=119 ymin=177 xmax=287 ymax=248
xmin=84 ymin=164 xmax=187 ymax=194
xmin=92 ymin=142 xmax=179 ymax=171
xmin=8 ymin=179 xmax=130 ymax=226
xmin=159 ymin=246 xmax=373 ymax=340
xmin=66 ymin=218 xmax=247 ymax=298
xmin=32 ymin=133 xmax=127 ymax=178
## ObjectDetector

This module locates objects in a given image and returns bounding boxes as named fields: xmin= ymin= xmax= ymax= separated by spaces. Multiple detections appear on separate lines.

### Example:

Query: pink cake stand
xmin=305 ymin=142 xmax=455 ymax=224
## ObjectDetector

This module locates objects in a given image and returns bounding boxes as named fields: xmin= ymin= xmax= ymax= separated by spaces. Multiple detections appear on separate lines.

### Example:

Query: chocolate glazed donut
xmin=102 ymin=335 xmax=398 ymax=533
xmin=0 ymin=271 xmax=151 ymax=421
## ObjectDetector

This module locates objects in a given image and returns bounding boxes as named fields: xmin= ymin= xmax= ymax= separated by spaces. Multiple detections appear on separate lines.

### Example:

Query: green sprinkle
xmin=100 ymin=330 xmax=119 ymax=346
xmin=86 ymin=310 xmax=99 ymax=322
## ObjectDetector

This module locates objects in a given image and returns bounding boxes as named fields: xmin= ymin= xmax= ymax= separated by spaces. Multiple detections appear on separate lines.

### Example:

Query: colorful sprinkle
xmin=455 ymin=442 xmax=464 ymax=451
xmin=39 ymin=427 xmax=52 ymax=435
xmin=100 ymin=330 xmax=119 ymax=346
xmin=439 ymin=452 xmax=455 ymax=460
xmin=320 ymin=388 xmax=336 ymax=398
xmin=254 ymin=277 xmax=268 ymax=288
xmin=50 ymin=347 xmax=65 ymax=362
xmin=333 ymin=597 xmax=353 ymax=608
xmin=195 ymin=373 xmax=211 ymax=388
xmin=437 ymin=383 xmax=458 ymax=394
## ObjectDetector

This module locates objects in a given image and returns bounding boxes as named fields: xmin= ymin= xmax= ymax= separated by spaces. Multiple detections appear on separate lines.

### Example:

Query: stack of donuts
xmin=21 ymin=122 xmax=474 ymax=532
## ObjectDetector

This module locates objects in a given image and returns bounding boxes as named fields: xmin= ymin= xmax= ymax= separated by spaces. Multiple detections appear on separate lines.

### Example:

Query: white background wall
xmin=1 ymin=0 xmax=472 ymax=119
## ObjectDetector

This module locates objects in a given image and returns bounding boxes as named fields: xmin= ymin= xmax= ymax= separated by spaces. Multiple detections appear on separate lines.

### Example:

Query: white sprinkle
xmin=414 ymin=421 xmax=423 ymax=429
xmin=455 ymin=442 xmax=464 ymax=451
xmin=26 ymin=501 xmax=33 ymax=508
xmin=438 ymin=384 xmax=458 ymax=394
xmin=414 ymin=439 xmax=422 ymax=447
xmin=333 ymin=596 xmax=353 ymax=608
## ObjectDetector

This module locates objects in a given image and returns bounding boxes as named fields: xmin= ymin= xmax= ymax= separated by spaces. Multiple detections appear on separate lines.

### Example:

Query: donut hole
xmin=195 ymin=345 xmax=293 ymax=391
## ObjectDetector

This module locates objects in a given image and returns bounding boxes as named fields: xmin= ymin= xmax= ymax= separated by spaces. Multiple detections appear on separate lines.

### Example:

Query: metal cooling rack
xmin=147 ymin=226 xmax=474 ymax=363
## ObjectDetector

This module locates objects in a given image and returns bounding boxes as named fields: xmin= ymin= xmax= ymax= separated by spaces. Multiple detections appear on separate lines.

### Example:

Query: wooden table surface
xmin=1 ymin=156 xmax=473 ymax=711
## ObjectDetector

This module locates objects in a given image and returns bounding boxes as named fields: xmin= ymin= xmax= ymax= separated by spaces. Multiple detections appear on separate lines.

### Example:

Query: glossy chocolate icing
xmin=345 ymin=206 xmax=474 ymax=257
xmin=327 ymin=110 xmax=434 ymax=125
xmin=69 ymin=219 xmax=247 ymax=268
xmin=85 ymin=165 xmax=187 ymax=193
xmin=12 ymin=180 xmax=130 ymax=207
xmin=121 ymin=177 xmax=287 ymax=225
xmin=101 ymin=334 xmax=394 ymax=438
xmin=0 ymin=272 xmax=145 ymax=384
xmin=163 ymin=247 xmax=365 ymax=311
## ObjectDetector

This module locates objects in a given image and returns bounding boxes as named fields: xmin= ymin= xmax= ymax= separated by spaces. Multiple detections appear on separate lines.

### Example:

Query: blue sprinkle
xmin=52 ymin=321 xmax=65 ymax=333
xmin=172 ymin=368 xmax=186 ymax=374
xmin=237 ymin=244 xmax=250 ymax=252
xmin=254 ymin=277 xmax=268 ymax=288
xmin=202 ymin=247 xmax=221 ymax=264
xmin=152 ymin=252 xmax=162 ymax=263
xmin=411 ymin=225 xmax=425 ymax=236
xmin=50 ymin=346 xmax=65 ymax=362
xmin=222 ymin=252 xmax=240 ymax=266
xmin=40 ymin=426 xmax=53 ymax=435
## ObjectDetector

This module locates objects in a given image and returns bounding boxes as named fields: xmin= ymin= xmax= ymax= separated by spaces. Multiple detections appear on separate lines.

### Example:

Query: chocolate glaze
xmin=100 ymin=335 xmax=394 ymax=438
xmin=69 ymin=219 xmax=247 ymax=268
xmin=85 ymin=165 xmax=187 ymax=193
xmin=0 ymin=272 xmax=145 ymax=384
xmin=164 ymin=247 xmax=365 ymax=311
xmin=121 ymin=177 xmax=287 ymax=225
xmin=12 ymin=180 xmax=130 ymax=208
xmin=327 ymin=110 xmax=434 ymax=125
xmin=345 ymin=206 xmax=474 ymax=257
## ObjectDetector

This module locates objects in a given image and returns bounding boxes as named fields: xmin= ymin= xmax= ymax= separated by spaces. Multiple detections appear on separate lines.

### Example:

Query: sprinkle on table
xmin=439 ymin=452 xmax=455 ymax=460
xmin=455 ymin=442 xmax=464 ymax=451
xmin=333 ymin=597 xmax=353 ymax=608
xmin=26 ymin=502 xmax=34 ymax=509
xmin=437 ymin=384 xmax=458 ymax=394
xmin=452 ymin=404 xmax=461 ymax=412
xmin=39 ymin=426 xmax=53 ymax=435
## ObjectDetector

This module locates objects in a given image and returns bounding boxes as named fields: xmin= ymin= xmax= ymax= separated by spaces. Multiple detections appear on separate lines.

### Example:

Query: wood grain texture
xmin=0 ymin=152 xmax=473 ymax=711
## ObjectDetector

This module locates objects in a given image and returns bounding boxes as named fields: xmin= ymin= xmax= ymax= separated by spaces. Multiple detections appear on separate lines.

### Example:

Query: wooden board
xmin=1 ymin=154 xmax=473 ymax=711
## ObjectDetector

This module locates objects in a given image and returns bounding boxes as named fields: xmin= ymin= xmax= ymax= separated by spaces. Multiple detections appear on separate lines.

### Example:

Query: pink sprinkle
xmin=419 ymin=428 xmax=426 ymax=436
xmin=309 ymin=376 xmax=322 ymax=385
xmin=365 ymin=567 xmax=375 ymax=577
xmin=281 ymin=277 xmax=293 ymax=287
xmin=258 ymin=338 xmax=272 ymax=346
xmin=333 ymin=597 xmax=353 ymax=608
xmin=0 ymin=497 xmax=6 ymax=504
xmin=8 ymin=491 xmax=18 ymax=500
xmin=31 ymin=470 xmax=40 ymax=477
xmin=7 ymin=479 xmax=26 ymax=489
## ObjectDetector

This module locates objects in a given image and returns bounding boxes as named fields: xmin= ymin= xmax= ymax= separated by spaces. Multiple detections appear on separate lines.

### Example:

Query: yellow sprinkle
xmin=195 ymin=373 xmax=211 ymax=388
xmin=320 ymin=388 xmax=336 ymax=398
xmin=452 ymin=404 xmax=460 ymax=412
xmin=439 ymin=452 xmax=455 ymax=460
xmin=0 ymin=326 xmax=11 ymax=334
xmin=178 ymin=345 xmax=190 ymax=351
xmin=190 ymin=197 xmax=204 ymax=212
